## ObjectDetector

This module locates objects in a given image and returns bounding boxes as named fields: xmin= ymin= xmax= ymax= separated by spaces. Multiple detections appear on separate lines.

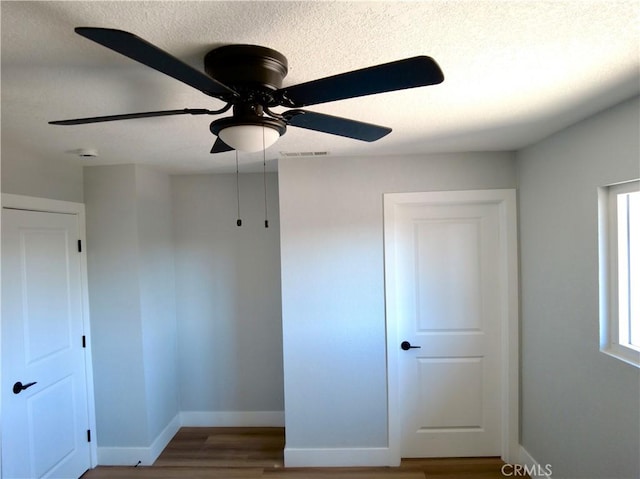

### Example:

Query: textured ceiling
xmin=2 ymin=1 xmax=638 ymax=173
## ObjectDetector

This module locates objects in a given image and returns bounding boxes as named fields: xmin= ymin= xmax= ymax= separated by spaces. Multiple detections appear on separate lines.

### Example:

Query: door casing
xmin=0 ymin=193 xmax=98 ymax=473
xmin=383 ymin=189 xmax=519 ymax=464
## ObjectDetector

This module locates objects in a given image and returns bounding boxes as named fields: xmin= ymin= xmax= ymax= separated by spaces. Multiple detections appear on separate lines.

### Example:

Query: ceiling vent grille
xmin=280 ymin=151 xmax=330 ymax=157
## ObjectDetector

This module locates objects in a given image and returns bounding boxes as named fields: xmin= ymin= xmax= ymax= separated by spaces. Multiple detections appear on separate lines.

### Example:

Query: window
xmin=599 ymin=180 xmax=640 ymax=367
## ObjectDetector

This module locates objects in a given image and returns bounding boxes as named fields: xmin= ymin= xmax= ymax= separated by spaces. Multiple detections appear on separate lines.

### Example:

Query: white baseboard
xmin=150 ymin=414 xmax=182 ymax=463
xmin=98 ymin=414 xmax=181 ymax=466
xmin=519 ymin=446 xmax=553 ymax=479
xmin=284 ymin=447 xmax=391 ymax=467
xmin=180 ymin=410 xmax=285 ymax=427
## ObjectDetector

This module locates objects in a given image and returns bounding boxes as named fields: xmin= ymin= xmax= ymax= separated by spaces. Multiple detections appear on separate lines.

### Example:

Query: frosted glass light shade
xmin=218 ymin=124 xmax=280 ymax=152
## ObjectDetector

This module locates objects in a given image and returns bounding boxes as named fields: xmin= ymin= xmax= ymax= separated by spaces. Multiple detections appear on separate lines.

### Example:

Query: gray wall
xmin=136 ymin=167 xmax=180 ymax=441
xmin=1 ymin=137 xmax=84 ymax=203
xmin=172 ymin=173 xmax=284 ymax=415
xmin=277 ymin=152 xmax=516 ymax=450
xmin=84 ymin=165 xmax=179 ymax=448
xmin=84 ymin=165 xmax=147 ymax=447
xmin=517 ymin=96 xmax=640 ymax=478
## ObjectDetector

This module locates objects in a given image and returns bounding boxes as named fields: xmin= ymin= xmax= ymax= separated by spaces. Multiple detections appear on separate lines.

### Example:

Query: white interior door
xmin=2 ymin=208 xmax=91 ymax=479
xmin=385 ymin=190 xmax=517 ymax=459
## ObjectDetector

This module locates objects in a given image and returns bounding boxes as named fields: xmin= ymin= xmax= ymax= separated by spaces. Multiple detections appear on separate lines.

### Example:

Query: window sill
xmin=601 ymin=344 xmax=640 ymax=368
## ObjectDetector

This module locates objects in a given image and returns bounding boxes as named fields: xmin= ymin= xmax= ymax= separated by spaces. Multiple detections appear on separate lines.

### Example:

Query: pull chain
xmin=235 ymin=150 xmax=242 ymax=227
xmin=263 ymin=127 xmax=269 ymax=228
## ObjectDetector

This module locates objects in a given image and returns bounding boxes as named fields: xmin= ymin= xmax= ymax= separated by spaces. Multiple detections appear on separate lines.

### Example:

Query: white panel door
xmin=391 ymin=199 xmax=503 ymax=457
xmin=2 ymin=208 xmax=91 ymax=479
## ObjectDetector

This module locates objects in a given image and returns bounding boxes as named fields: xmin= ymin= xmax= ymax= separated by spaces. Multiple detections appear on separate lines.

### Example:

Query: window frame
xmin=599 ymin=179 xmax=640 ymax=368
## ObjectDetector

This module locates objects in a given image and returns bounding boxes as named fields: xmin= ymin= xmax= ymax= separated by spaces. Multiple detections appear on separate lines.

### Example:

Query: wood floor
xmin=81 ymin=427 xmax=518 ymax=478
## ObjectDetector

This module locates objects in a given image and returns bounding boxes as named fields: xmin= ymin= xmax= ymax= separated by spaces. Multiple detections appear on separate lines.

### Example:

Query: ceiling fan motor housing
xmin=204 ymin=45 xmax=288 ymax=106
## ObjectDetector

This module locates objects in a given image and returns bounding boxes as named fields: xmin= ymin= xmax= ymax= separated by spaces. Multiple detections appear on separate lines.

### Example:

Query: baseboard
xmin=150 ymin=414 xmax=182 ymax=463
xmin=180 ymin=410 xmax=285 ymax=427
xmin=519 ymin=446 xmax=553 ymax=479
xmin=97 ymin=414 xmax=181 ymax=466
xmin=284 ymin=447 xmax=391 ymax=467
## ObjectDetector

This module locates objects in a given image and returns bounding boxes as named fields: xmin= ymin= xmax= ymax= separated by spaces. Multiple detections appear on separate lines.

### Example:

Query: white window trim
xmin=598 ymin=180 xmax=640 ymax=368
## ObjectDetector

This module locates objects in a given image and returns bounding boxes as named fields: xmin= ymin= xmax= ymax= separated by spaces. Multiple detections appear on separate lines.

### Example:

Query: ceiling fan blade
xmin=74 ymin=27 xmax=238 ymax=100
xmin=210 ymin=137 xmax=234 ymax=154
xmin=49 ymin=108 xmax=218 ymax=125
xmin=278 ymin=56 xmax=443 ymax=108
xmin=283 ymin=110 xmax=391 ymax=142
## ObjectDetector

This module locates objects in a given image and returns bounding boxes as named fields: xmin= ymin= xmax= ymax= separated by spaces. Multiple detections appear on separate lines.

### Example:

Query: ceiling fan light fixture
xmin=219 ymin=124 xmax=281 ymax=152
xmin=210 ymin=116 xmax=287 ymax=153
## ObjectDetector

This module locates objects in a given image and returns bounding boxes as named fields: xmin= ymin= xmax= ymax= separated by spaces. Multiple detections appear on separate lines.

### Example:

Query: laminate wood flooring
xmin=81 ymin=427 xmax=520 ymax=479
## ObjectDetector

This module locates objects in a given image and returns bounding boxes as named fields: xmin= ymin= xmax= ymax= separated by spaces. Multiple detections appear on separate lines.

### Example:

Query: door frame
xmin=383 ymin=189 xmax=519 ymax=465
xmin=1 ymin=193 xmax=98 ymax=471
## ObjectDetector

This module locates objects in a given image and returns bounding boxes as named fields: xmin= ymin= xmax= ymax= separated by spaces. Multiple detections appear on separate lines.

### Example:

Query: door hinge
xmin=82 ymin=335 xmax=86 ymax=348
xmin=77 ymin=239 xmax=82 ymax=252
xmin=87 ymin=429 xmax=91 ymax=442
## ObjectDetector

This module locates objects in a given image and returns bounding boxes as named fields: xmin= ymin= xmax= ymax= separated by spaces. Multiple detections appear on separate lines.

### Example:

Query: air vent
xmin=280 ymin=151 xmax=330 ymax=157
xmin=67 ymin=148 xmax=99 ymax=158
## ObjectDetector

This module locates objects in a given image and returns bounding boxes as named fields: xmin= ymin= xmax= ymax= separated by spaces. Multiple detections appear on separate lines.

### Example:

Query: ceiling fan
xmin=50 ymin=28 xmax=444 ymax=153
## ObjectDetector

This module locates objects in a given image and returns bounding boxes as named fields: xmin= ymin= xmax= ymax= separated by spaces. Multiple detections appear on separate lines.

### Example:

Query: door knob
xmin=13 ymin=381 xmax=37 ymax=394
xmin=400 ymin=341 xmax=421 ymax=351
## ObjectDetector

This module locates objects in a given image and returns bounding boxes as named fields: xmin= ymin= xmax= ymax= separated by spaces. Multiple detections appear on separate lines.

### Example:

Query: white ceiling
xmin=2 ymin=1 xmax=638 ymax=174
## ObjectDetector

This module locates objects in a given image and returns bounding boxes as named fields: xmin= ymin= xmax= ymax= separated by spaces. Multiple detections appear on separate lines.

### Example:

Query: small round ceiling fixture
xmin=76 ymin=148 xmax=99 ymax=158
